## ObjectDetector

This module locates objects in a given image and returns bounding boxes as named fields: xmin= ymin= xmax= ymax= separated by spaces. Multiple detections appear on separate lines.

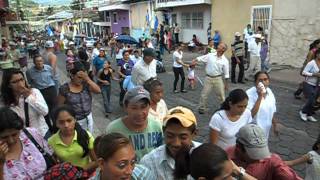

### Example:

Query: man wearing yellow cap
xmin=140 ymin=106 xmax=201 ymax=180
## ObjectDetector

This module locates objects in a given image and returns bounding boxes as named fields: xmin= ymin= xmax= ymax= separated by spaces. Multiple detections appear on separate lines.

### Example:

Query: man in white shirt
xmin=192 ymin=42 xmax=229 ymax=114
xmin=140 ymin=106 xmax=200 ymax=180
xmin=131 ymin=48 xmax=157 ymax=86
xmin=246 ymin=34 xmax=262 ymax=78
xmin=130 ymin=50 xmax=143 ymax=64
xmin=92 ymin=42 xmax=102 ymax=58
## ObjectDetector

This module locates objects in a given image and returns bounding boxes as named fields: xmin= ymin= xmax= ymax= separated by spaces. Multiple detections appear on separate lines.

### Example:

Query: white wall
xmin=269 ymin=0 xmax=320 ymax=67
xmin=173 ymin=4 xmax=211 ymax=44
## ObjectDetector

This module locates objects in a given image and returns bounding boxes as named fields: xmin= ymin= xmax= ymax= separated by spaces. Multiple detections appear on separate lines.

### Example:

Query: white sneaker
xmin=307 ymin=116 xmax=318 ymax=122
xmin=299 ymin=111 xmax=307 ymax=121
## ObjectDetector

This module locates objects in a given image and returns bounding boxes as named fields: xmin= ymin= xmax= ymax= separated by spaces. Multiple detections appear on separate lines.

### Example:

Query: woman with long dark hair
xmin=174 ymin=143 xmax=256 ymax=180
xmin=57 ymin=61 xmax=101 ymax=133
xmin=209 ymin=89 xmax=252 ymax=149
xmin=1 ymin=68 xmax=49 ymax=136
xmin=0 ymin=107 xmax=53 ymax=179
xmin=48 ymin=105 xmax=97 ymax=170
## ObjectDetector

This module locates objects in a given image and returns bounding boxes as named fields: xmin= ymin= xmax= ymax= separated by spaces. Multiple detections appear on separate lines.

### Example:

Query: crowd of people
xmin=0 ymin=23 xmax=319 ymax=180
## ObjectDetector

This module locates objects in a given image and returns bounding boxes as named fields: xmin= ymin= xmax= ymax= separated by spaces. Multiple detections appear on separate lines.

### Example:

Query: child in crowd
xmin=285 ymin=134 xmax=320 ymax=180
xmin=187 ymin=64 xmax=196 ymax=89
xmin=65 ymin=49 xmax=76 ymax=72
xmin=97 ymin=61 xmax=118 ymax=117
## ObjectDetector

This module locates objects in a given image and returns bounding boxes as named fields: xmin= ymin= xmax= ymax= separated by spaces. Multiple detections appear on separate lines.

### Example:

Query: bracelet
xmin=239 ymin=167 xmax=246 ymax=178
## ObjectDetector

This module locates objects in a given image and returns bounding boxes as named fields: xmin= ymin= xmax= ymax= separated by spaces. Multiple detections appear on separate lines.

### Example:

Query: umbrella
xmin=116 ymin=35 xmax=138 ymax=44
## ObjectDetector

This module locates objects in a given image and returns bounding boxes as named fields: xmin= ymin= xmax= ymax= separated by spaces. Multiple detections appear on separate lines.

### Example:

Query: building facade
xmin=98 ymin=1 xmax=130 ymax=35
xmin=156 ymin=0 xmax=211 ymax=44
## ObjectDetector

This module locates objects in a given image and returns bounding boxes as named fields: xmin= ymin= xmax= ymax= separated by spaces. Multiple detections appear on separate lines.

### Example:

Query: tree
xmin=46 ymin=6 xmax=54 ymax=16
xmin=70 ymin=0 xmax=81 ymax=11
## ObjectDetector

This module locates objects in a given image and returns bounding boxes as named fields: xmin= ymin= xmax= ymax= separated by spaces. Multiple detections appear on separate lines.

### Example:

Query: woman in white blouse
xmin=1 ymin=69 xmax=49 ymax=136
xmin=143 ymin=78 xmax=168 ymax=124
xmin=246 ymin=71 xmax=278 ymax=139
xmin=300 ymin=49 xmax=320 ymax=122
xmin=209 ymin=89 xmax=252 ymax=149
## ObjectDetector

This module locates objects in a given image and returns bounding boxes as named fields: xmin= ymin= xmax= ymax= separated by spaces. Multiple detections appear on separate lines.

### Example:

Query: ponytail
xmin=174 ymin=145 xmax=192 ymax=179
xmin=75 ymin=122 xmax=90 ymax=157
xmin=219 ymin=97 xmax=231 ymax=110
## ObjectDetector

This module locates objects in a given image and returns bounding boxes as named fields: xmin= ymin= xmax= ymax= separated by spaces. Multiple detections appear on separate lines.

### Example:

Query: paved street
xmin=53 ymin=50 xmax=318 ymax=177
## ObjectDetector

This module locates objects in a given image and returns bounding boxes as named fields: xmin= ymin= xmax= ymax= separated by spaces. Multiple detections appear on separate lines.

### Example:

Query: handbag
xmin=23 ymin=128 xmax=57 ymax=169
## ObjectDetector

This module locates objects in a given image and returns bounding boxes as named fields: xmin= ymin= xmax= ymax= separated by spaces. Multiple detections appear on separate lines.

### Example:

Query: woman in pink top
xmin=0 ymin=107 xmax=53 ymax=179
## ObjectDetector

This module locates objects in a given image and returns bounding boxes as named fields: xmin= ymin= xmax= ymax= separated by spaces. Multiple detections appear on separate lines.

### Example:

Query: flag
xmin=146 ymin=10 xmax=150 ymax=27
xmin=47 ymin=26 xmax=54 ymax=36
xmin=154 ymin=15 xmax=159 ymax=33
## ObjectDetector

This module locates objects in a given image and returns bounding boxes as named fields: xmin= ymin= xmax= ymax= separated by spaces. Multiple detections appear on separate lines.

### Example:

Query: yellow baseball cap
xmin=163 ymin=106 xmax=197 ymax=128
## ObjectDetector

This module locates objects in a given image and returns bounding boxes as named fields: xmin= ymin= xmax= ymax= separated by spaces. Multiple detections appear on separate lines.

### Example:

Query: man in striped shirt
xmin=231 ymin=32 xmax=245 ymax=84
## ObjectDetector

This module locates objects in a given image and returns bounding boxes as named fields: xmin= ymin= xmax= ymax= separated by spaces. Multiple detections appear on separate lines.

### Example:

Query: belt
xmin=40 ymin=86 xmax=55 ymax=91
xmin=206 ymin=74 xmax=222 ymax=78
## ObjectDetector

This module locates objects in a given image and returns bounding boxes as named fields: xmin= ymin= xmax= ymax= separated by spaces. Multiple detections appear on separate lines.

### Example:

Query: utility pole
xmin=80 ymin=0 xmax=83 ymax=34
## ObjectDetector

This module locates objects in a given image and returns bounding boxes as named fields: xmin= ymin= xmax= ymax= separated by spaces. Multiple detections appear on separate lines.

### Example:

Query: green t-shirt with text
xmin=106 ymin=117 xmax=163 ymax=161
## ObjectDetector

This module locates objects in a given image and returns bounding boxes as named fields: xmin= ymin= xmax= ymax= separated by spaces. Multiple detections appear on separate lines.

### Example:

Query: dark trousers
xmin=302 ymin=83 xmax=318 ymax=116
xmin=231 ymin=56 xmax=244 ymax=82
xmin=173 ymin=67 xmax=185 ymax=91
xmin=39 ymin=86 xmax=57 ymax=132
xmin=119 ymin=80 xmax=126 ymax=105
xmin=175 ymin=33 xmax=179 ymax=44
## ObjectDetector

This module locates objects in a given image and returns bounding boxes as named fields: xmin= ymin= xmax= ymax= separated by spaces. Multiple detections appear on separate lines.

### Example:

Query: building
xmin=98 ymin=0 xmax=130 ymax=35
xmin=211 ymin=0 xmax=320 ymax=67
xmin=155 ymin=0 xmax=212 ymax=44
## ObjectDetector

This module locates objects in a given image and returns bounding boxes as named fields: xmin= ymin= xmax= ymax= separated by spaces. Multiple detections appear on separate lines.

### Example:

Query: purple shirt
xmin=117 ymin=59 xmax=135 ymax=76
xmin=3 ymin=128 xmax=53 ymax=180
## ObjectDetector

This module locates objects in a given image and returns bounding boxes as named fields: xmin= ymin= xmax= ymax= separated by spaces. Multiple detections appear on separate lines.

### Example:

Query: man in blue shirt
xmin=26 ymin=54 xmax=57 ymax=133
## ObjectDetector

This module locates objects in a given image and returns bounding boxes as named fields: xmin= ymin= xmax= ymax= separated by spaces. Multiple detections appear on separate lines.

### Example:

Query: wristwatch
xmin=238 ymin=167 xmax=246 ymax=178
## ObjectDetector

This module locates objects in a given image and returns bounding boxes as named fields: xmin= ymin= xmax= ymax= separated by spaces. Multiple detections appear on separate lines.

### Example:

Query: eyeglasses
xmin=10 ymin=78 xmax=25 ymax=84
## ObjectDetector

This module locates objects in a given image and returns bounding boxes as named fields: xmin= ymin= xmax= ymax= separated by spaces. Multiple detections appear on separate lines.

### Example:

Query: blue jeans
xmin=101 ymin=85 xmax=112 ymax=113
xmin=261 ymin=57 xmax=269 ymax=71
xmin=159 ymin=44 xmax=165 ymax=55
xmin=302 ymin=82 xmax=317 ymax=116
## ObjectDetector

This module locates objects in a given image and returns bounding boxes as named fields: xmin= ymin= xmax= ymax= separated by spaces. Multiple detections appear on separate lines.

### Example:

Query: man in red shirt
xmin=226 ymin=124 xmax=302 ymax=180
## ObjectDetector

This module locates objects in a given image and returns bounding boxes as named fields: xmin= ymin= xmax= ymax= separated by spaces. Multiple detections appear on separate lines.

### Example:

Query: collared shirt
xmin=26 ymin=64 xmax=55 ymax=90
xmin=248 ymin=41 xmax=261 ymax=57
xmin=131 ymin=59 xmax=157 ymax=86
xmin=246 ymin=86 xmax=276 ymax=139
xmin=148 ymin=99 xmax=168 ymax=124
xmin=48 ymin=130 xmax=94 ymax=168
xmin=3 ymin=128 xmax=53 ymax=180
xmin=226 ymin=146 xmax=303 ymax=180
xmin=140 ymin=142 xmax=201 ymax=180
xmin=196 ymin=52 xmax=230 ymax=79
xmin=89 ymin=164 xmax=155 ymax=180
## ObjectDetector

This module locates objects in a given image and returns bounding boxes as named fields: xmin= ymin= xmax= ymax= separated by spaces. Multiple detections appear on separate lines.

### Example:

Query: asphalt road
xmin=53 ymin=50 xmax=319 ymax=177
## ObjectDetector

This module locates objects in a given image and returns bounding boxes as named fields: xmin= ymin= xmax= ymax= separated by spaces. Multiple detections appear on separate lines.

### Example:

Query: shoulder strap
xmin=23 ymin=128 xmax=46 ymax=155
xmin=24 ymin=101 xmax=30 ymax=127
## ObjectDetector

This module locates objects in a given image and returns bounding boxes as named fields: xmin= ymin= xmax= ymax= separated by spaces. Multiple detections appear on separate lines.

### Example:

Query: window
xmin=113 ymin=12 xmax=118 ymax=23
xmin=181 ymin=12 xmax=203 ymax=29
xmin=251 ymin=5 xmax=272 ymax=35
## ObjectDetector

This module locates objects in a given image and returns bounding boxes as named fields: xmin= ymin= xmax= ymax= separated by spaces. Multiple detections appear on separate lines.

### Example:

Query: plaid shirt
xmin=140 ymin=142 xmax=201 ymax=180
